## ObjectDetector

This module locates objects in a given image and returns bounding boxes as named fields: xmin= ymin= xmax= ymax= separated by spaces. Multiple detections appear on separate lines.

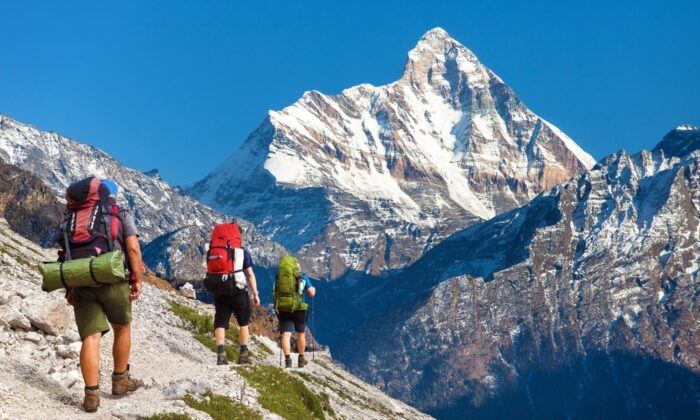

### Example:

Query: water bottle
xmin=297 ymin=274 xmax=306 ymax=294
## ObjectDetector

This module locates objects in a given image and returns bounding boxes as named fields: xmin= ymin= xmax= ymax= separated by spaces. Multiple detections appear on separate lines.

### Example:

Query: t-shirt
xmin=241 ymin=248 xmax=254 ymax=270
xmin=300 ymin=273 xmax=314 ymax=290
xmin=114 ymin=209 xmax=139 ymax=251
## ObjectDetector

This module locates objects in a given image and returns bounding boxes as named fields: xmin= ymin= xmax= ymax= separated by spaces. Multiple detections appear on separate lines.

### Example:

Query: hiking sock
xmin=85 ymin=385 xmax=99 ymax=391
xmin=285 ymin=355 xmax=291 ymax=362
xmin=240 ymin=344 xmax=248 ymax=353
xmin=217 ymin=344 xmax=225 ymax=354
xmin=113 ymin=370 xmax=125 ymax=376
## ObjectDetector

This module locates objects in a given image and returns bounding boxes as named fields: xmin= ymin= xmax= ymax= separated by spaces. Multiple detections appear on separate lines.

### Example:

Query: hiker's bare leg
xmin=281 ymin=332 xmax=292 ymax=356
xmin=112 ymin=323 xmax=131 ymax=373
xmin=239 ymin=325 xmax=249 ymax=346
xmin=296 ymin=332 xmax=306 ymax=356
xmin=215 ymin=327 xmax=225 ymax=346
xmin=81 ymin=332 xmax=101 ymax=387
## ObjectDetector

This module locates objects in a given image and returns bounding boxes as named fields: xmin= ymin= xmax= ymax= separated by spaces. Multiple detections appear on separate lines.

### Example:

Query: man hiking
xmin=273 ymin=256 xmax=316 ymax=368
xmin=60 ymin=178 xmax=144 ymax=412
xmin=203 ymin=222 xmax=260 ymax=365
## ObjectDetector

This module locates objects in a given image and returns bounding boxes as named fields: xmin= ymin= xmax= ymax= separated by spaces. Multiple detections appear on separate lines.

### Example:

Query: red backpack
xmin=59 ymin=176 xmax=121 ymax=261
xmin=206 ymin=223 xmax=242 ymax=274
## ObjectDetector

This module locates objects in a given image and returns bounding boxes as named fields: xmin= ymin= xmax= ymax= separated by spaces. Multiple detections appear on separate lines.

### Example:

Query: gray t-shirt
xmin=114 ymin=209 xmax=139 ymax=251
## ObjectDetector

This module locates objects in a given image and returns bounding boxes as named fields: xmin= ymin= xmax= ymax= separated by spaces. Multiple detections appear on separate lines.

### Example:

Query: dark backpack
xmin=58 ymin=177 xmax=121 ymax=261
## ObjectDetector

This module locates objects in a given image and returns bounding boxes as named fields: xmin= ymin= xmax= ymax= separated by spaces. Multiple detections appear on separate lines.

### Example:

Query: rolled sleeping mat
xmin=39 ymin=250 xmax=126 ymax=292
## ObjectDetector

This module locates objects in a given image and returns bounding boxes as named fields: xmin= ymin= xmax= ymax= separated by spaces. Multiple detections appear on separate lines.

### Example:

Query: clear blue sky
xmin=1 ymin=1 xmax=698 ymax=185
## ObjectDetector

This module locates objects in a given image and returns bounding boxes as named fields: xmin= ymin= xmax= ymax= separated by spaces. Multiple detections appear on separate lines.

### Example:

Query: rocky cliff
xmin=336 ymin=126 xmax=700 ymax=418
xmin=0 ymin=157 xmax=62 ymax=245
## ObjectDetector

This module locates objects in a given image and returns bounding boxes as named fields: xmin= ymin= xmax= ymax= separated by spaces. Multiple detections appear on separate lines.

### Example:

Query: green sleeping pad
xmin=39 ymin=250 xmax=126 ymax=292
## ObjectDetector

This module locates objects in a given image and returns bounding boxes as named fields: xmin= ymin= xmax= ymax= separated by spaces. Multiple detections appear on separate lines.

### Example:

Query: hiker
xmin=273 ymin=256 xmax=316 ymax=368
xmin=203 ymin=222 xmax=260 ymax=365
xmin=59 ymin=177 xmax=144 ymax=412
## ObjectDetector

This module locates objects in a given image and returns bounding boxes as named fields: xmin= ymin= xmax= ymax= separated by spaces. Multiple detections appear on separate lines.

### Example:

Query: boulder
xmin=56 ymin=343 xmax=81 ymax=359
xmin=21 ymin=294 xmax=71 ymax=336
xmin=179 ymin=282 xmax=196 ymax=300
xmin=0 ymin=305 xmax=31 ymax=330
xmin=24 ymin=331 xmax=43 ymax=343
xmin=0 ymin=291 xmax=11 ymax=305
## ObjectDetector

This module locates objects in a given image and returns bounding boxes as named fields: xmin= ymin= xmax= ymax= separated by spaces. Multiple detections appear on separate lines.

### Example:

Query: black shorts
xmin=214 ymin=293 xmax=250 ymax=329
xmin=278 ymin=310 xmax=307 ymax=333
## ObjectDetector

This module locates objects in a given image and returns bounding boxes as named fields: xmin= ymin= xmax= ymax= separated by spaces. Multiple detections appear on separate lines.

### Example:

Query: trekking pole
xmin=311 ymin=297 xmax=316 ymax=360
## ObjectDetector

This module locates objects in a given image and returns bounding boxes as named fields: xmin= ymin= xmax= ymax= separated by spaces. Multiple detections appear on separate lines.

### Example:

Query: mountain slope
xmin=0 ymin=114 xmax=286 ymax=279
xmin=337 ymin=126 xmax=700 ymax=417
xmin=0 ymin=218 xmax=428 ymax=419
xmin=189 ymin=28 xmax=595 ymax=279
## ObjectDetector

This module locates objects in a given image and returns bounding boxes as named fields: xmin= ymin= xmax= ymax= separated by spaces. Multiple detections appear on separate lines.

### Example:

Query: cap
xmin=101 ymin=179 xmax=118 ymax=197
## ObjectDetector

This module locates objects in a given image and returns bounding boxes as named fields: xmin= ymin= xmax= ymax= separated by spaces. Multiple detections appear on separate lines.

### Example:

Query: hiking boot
xmin=285 ymin=357 xmax=292 ymax=369
xmin=238 ymin=349 xmax=252 ymax=365
xmin=217 ymin=352 xmax=229 ymax=365
xmin=298 ymin=355 xmax=307 ymax=368
xmin=112 ymin=364 xmax=144 ymax=396
xmin=83 ymin=388 xmax=100 ymax=413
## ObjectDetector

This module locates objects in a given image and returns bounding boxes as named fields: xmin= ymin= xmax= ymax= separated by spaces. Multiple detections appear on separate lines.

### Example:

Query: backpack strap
xmin=61 ymin=221 xmax=73 ymax=261
xmin=101 ymin=206 xmax=115 ymax=252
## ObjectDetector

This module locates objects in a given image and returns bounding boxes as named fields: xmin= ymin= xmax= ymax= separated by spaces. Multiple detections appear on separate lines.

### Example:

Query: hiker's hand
xmin=253 ymin=292 xmax=260 ymax=306
xmin=129 ymin=281 xmax=142 ymax=301
xmin=65 ymin=289 xmax=73 ymax=306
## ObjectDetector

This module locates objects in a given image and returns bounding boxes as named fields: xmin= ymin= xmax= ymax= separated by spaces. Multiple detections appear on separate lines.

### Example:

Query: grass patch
xmin=317 ymin=392 xmax=337 ymax=419
xmin=252 ymin=336 xmax=274 ymax=356
xmin=185 ymin=392 xmax=261 ymax=420
xmin=143 ymin=413 xmax=191 ymax=420
xmin=168 ymin=300 xmax=240 ymax=360
xmin=236 ymin=365 xmax=326 ymax=419
xmin=295 ymin=371 xmax=394 ymax=418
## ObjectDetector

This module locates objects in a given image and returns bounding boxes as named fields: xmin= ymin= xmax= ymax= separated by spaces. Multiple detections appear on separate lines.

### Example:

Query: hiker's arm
xmin=125 ymin=235 xmax=143 ymax=301
xmin=245 ymin=267 xmax=260 ymax=306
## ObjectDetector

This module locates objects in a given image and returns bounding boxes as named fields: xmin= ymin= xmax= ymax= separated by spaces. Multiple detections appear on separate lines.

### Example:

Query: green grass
xmin=252 ymin=336 xmax=274 ymax=355
xmin=143 ymin=413 xmax=191 ymax=420
xmin=317 ymin=392 xmax=337 ymax=419
xmin=168 ymin=300 xmax=240 ymax=360
xmin=236 ymin=365 xmax=326 ymax=420
xmin=185 ymin=392 xmax=261 ymax=420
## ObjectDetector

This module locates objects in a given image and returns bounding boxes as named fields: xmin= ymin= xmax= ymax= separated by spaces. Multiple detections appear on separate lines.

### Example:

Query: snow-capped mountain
xmin=336 ymin=126 xmax=700 ymax=418
xmin=189 ymin=28 xmax=595 ymax=279
xmin=0 ymin=114 xmax=285 ymax=277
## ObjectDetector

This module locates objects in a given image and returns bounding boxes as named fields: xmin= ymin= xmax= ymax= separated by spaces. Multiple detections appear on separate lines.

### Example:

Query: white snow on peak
xmin=675 ymin=124 xmax=698 ymax=132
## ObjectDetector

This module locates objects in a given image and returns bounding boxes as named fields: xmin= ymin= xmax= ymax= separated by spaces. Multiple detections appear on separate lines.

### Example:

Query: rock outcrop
xmin=0 ymin=156 xmax=62 ymax=245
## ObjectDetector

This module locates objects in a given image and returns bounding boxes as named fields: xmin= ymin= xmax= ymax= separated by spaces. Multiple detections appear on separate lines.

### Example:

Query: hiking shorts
xmin=278 ymin=310 xmax=307 ymax=333
xmin=214 ymin=293 xmax=250 ymax=329
xmin=72 ymin=282 xmax=132 ymax=339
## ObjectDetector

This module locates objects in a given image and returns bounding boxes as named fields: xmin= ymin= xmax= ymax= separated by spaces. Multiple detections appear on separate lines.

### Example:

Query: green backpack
xmin=273 ymin=256 xmax=308 ymax=313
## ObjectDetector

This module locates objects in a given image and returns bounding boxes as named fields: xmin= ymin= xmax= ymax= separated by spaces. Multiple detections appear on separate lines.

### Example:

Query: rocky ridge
xmin=0 ymin=114 xmax=287 ymax=281
xmin=337 ymin=126 xmax=700 ymax=418
xmin=189 ymin=28 xmax=595 ymax=279
xmin=0 ymin=218 xmax=428 ymax=419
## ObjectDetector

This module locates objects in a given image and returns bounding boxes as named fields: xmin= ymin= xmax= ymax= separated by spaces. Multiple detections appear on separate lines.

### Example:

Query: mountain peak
xmin=402 ymin=28 xmax=480 ymax=88
xmin=653 ymin=124 xmax=700 ymax=158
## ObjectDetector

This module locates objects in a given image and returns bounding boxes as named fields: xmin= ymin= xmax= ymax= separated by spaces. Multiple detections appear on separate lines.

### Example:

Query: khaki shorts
xmin=73 ymin=282 xmax=131 ymax=339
